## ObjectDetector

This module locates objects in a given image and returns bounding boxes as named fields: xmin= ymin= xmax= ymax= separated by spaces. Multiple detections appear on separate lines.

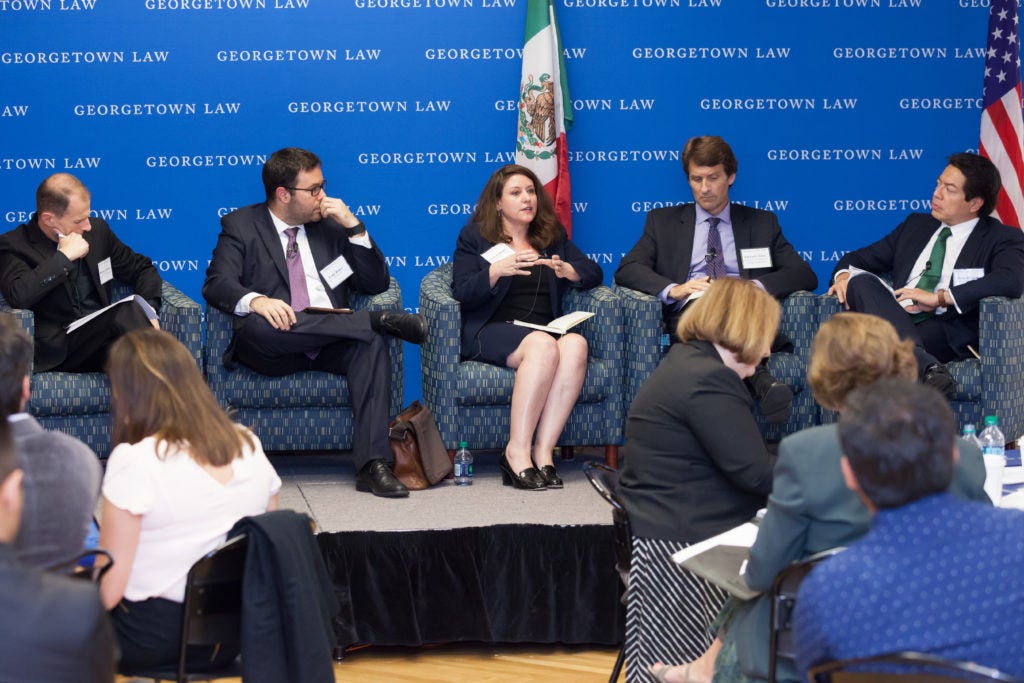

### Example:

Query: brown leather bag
xmin=388 ymin=401 xmax=451 ymax=490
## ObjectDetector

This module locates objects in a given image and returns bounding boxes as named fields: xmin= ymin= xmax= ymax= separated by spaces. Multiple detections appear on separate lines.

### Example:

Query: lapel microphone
xmin=904 ymin=260 xmax=932 ymax=287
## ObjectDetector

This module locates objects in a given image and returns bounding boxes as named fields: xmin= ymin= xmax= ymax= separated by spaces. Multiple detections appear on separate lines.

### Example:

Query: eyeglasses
xmin=285 ymin=181 xmax=326 ymax=197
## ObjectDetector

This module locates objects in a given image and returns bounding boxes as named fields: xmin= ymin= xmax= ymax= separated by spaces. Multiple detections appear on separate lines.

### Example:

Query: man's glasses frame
xmin=285 ymin=181 xmax=326 ymax=197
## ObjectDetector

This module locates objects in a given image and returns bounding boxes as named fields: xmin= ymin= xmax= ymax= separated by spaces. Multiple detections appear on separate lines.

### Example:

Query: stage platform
xmin=270 ymin=450 xmax=625 ymax=652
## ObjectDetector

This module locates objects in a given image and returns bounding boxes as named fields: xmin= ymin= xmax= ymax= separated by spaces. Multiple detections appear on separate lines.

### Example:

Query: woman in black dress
xmin=451 ymin=164 xmax=602 ymax=489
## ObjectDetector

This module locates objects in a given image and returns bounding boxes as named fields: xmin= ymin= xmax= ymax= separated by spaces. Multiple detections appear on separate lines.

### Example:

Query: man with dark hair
xmin=203 ymin=147 xmax=427 ymax=498
xmin=0 ymin=173 xmax=162 ymax=372
xmin=0 ymin=313 xmax=100 ymax=568
xmin=0 ymin=416 xmax=117 ymax=682
xmin=829 ymin=153 xmax=1024 ymax=396
xmin=615 ymin=135 xmax=818 ymax=422
xmin=793 ymin=378 xmax=1024 ymax=677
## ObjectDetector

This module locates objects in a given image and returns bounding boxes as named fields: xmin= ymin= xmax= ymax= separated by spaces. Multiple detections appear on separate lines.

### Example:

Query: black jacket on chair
xmin=229 ymin=510 xmax=339 ymax=683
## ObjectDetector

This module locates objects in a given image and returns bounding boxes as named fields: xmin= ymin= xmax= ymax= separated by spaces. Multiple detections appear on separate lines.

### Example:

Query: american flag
xmin=980 ymin=0 xmax=1024 ymax=228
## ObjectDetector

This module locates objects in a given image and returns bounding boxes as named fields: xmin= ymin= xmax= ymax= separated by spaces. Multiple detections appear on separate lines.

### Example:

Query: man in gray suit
xmin=0 ymin=312 xmax=101 ymax=569
xmin=615 ymin=135 xmax=818 ymax=422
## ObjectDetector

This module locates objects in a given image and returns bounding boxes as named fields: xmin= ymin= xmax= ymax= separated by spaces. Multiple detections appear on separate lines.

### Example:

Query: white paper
xmin=952 ymin=268 xmax=984 ymax=286
xmin=481 ymin=243 xmax=515 ymax=264
xmin=66 ymin=294 xmax=157 ymax=333
xmin=97 ymin=257 xmax=113 ymax=284
xmin=999 ymin=488 xmax=1024 ymax=510
xmin=320 ymin=254 xmax=353 ymax=289
xmin=513 ymin=310 xmax=594 ymax=335
xmin=671 ymin=521 xmax=760 ymax=565
xmin=1002 ymin=466 xmax=1024 ymax=485
xmin=740 ymin=247 xmax=772 ymax=269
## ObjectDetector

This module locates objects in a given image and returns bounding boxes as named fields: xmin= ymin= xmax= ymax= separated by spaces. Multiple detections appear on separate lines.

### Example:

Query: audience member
xmin=452 ymin=164 xmax=602 ymax=490
xmin=828 ymin=152 xmax=1024 ymax=396
xmin=794 ymin=378 xmax=1024 ymax=677
xmin=615 ymin=135 xmax=817 ymax=423
xmin=203 ymin=147 xmax=426 ymax=498
xmin=0 ymin=312 xmax=101 ymax=570
xmin=0 ymin=173 xmax=161 ymax=372
xmin=617 ymin=278 xmax=778 ymax=681
xmin=0 ymin=416 xmax=117 ymax=683
xmin=98 ymin=328 xmax=281 ymax=672
xmin=648 ymin=313 xmax=988 ymax=683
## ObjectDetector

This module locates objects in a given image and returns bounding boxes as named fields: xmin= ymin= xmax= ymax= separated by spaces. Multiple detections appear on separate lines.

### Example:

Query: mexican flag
xmin=515 ymin=0 xmax=574 ymax=236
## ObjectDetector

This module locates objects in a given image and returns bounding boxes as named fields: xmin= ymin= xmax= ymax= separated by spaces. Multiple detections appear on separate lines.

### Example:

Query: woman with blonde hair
xmin=649 ymin=312 xmax=988 ymax=683
xmin=618 ymin=278 xmax=780 ymax=682
xmin=98 ymin=328 xmax=281 ymax=671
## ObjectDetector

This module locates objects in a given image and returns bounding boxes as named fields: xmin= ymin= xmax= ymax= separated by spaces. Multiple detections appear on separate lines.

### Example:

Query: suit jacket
xmin=202 ymin=203 xmax=390 ymax=355
xmin=794 ymin=494 xmax=1024 ymax=678
xmin=617 ymin=340 xmax=776 ymax=544
xmin=11 ymin=414 xmax=101 ymax=570
xmin=834 ymin=213 xmax=1024 ymax=356
xmin=729 ymin=423 xmax=988 ymax=682
xmin=451 ymin=222 xmax=603 ymax=358
xmin=614 ymin=203 xmax=817 ymax=302
xmin=0 ymin=543 xmax=116 ymax=682
xmin=0 ymin=216 xmax=162 ymax=371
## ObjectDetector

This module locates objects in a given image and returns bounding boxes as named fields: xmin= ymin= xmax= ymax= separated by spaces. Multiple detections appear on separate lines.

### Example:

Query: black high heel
xmin=539 ymin=465 xmax=563 ymax=489
xmin=498 ymin=454 xmax=547 ymax=490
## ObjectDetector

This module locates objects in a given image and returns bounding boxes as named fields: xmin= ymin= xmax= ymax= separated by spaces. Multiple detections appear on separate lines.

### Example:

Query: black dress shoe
xmin=355 ymin=459 xmax=410 ymax=498
xmin=539 ymin=465 xmax=563 ymax=489
xmin=377 ymin=312 xmax=428 ymax=345
xmin=750 ymin=365 xmax=793 ymax=424
xmin=498 ymin=454 xmax=547 ymax=490
xmin=923 ymin=362 xmax=958 ymax=398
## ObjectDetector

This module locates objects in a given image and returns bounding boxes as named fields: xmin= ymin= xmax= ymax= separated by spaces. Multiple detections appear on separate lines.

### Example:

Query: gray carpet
xmin=270 ymin=449 xmax=615 ymax=533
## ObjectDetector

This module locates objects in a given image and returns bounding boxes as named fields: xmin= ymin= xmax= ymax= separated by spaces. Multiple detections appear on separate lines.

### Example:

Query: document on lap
xmin=671 ymin=516 xmax=762 ymax=600
xmin=513 ymin=310 xmax=594 ymax=335
xmin=66 ymin=294 xmax=157 ymax=333
xmin=847 ymin=266 xmax=915 ymax=309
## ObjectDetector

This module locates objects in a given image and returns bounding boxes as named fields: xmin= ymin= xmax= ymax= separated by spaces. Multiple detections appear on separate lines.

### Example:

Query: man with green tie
xmin=828 ymin=152 xmax=1024 ymax=396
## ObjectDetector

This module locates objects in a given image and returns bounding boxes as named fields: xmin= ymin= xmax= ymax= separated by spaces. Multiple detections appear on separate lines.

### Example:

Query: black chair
xmin=767 ymin=547 xmax=845 ymax=683
xmin=808 ymin=651 xmax=1024 ymax=683
xmin=121 ymin=533 xmax=248 ymax=683
xmin=583 ymin=460 xmax=631 ymax=683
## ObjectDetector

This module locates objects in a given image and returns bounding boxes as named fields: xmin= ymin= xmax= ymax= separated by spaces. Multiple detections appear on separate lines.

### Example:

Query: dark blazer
xmin=833 ymin=213 xmax=1024 ymax=356
xmin=729 ymin=423 xmax=989 ymax=682
xmin=614 ymin=202 xmax=817 ymax=300
xmin=202 ymin=202 xmax=390 ymax=335
xmin=0 ymin=543 xmax=116 ymax=683
xmin=0 ymin=216 xmax=162 ymax=371
xmin=617 ymin=340 xmax=776 ymax=544
xmin=451 ymin=222 xmax=603 ymax=358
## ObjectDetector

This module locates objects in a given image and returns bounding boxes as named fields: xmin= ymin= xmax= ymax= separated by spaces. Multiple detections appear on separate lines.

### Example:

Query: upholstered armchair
xmin=0 ymin=281 xmax=202 ymax=457
xmin=203 ymin=278 xmax=405 ymax=452
xmin=614 ymin=285 xmax=822 ymax=442
xmin=420 ymin=263 xmax=624 ymax=468
xmin=820 ymin=294 xmax=1024 ymax=439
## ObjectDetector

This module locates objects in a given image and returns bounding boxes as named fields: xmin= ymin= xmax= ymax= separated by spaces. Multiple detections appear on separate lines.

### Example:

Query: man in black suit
xmin=829 ymin=152 xmax=1024 ymax=396
xmin=203 ymin=147 xmax=427 ymax=498
xmin=0 ymin=416 xmax=117 ymax=682
xmin=615 ymin=135 xmax=817 ymax=422
xmin=0 ymin=173 xmax=161 ymax=372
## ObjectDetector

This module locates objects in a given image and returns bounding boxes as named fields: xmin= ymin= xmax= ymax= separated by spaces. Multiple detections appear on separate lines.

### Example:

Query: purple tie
xmin=706 ymin=216 xmax=726 ymax=279
xmin=285 ymin=227 xmax=318 ymax=359
xmin=285 ymin=227 xmax=310 ymax=313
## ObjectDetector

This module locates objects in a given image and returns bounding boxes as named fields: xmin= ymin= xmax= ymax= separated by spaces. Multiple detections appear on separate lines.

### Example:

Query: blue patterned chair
xmin=614 ymin=285 xmax=822 ymax=442
xmin=819 ymin=294 xmax=1024 ymax=439
xmin=203 ymin=278 xmax=405 ymax=452
xmin=419 ymin=262 xmax=624 ymax=468
xmin=0 ymin=281 xmax=202 ymax=457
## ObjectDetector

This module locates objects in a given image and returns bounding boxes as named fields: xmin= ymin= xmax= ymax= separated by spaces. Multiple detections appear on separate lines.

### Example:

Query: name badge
xmin=320 ymin=255 xmax=353 ymax=289
xmin=952 ymin=268 xmax=984 ymax=286
xmin=740 ymin=248 xmax=772 ymax=269
xmin=481 ymin=243 xmax=515 ymax=263
xmin=97 ymin=257 xmax=113 ymax=284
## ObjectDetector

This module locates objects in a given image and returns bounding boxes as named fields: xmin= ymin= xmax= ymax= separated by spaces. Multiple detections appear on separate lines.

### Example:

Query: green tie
xmin=911 ymin=226 xmax=952 ymax=323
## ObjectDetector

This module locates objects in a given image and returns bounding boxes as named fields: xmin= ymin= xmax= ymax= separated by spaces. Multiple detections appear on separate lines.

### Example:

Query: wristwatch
xmin=345 ymin=222 xmax=367 ymax=238
xmin=937 ymin=289 xmax=949 ymax=307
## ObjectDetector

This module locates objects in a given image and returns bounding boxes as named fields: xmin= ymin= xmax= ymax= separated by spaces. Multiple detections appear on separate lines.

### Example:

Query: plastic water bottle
xmin=962 ymin=423 xmax=983 ymax=451
xmin=979 ymin=415 xmax=1006 ymax=504
xmin=454 ymin=441 xmax=473 ymax=486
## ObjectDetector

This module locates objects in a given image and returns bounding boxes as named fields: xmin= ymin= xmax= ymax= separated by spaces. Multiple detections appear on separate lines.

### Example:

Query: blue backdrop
xmin=0 ymin=0 xmax=1001 ymax=402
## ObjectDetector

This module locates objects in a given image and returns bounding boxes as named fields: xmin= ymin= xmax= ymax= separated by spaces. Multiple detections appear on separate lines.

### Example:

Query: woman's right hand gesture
xmin=489 ymin=250 xmax=539 ymax=287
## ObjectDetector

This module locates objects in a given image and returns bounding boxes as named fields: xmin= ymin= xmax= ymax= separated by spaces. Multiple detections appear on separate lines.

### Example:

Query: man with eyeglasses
xmin=0 ymin=173 xmax=161 ymax=373
xmin=203 ymin=147 xmax=427 ymax=498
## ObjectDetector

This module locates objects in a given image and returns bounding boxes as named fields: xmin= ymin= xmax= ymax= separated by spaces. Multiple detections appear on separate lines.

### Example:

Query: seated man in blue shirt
xmin=794 ymin=377 xmax=1024 ymax=678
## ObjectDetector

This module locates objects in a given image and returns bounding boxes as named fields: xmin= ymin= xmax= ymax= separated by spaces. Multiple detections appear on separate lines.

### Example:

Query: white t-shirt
xmin=102 ymin=431 xmax=282 ymax=603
